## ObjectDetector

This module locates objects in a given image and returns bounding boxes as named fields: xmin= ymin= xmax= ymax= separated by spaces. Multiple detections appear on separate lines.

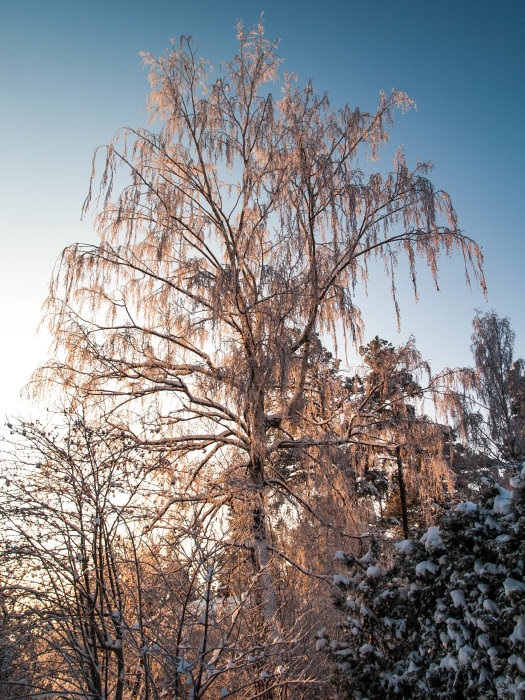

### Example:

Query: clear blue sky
xmin=1 ymin=0 xmax=524 ymax=416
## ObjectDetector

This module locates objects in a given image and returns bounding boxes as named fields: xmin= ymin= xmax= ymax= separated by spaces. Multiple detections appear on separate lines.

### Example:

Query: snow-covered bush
xmin=321 ymin=466 xmax=525 ymax=698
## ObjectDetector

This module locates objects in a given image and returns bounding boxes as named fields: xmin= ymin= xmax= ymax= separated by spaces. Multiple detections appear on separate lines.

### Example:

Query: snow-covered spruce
xmin=320 ymin=465 xmax=525 ymax=698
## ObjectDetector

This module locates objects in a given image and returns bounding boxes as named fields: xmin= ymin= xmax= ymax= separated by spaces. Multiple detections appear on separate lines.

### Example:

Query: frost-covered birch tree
xmin=468 ymin=312 xmax=524 ymax=465
xmin=34 ymin=20 xmax=484 ymax=633
xmin=446 ymin=312 xmax=525 ymax=471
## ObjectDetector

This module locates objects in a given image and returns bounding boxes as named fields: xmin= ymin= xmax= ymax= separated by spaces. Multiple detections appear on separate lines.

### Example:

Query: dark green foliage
xmin=322 ymin=466 xmax=525 ymax=698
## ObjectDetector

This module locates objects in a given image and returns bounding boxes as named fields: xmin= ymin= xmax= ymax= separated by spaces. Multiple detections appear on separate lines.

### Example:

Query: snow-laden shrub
xmin=321 ymin=466 xmax=525 ymax=698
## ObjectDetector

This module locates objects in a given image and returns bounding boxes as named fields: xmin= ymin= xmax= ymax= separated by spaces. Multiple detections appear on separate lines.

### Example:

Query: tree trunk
xmin=250 ymin=457 xmax=279 ymax=633
xmin=246 ymin=378 xmax=280 ymax=638
xmin=395 ymin=446 xmax=409 ymax=539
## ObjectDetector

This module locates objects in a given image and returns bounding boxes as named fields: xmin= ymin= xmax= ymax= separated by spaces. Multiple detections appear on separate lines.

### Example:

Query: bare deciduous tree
xmin=2 ymin=413 xmax=321 ymax=699
xmin=1 ymin=415 xmax=166 ymax=699
xmin=447 ymin=311 xmax=525 ymax=469
xmin=33 ymin=20 xmax=484 ymax=637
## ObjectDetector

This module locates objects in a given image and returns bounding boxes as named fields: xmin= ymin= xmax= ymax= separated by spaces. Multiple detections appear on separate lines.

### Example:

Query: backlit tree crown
xmin=40 ymin=20 xmax=484 ymax=435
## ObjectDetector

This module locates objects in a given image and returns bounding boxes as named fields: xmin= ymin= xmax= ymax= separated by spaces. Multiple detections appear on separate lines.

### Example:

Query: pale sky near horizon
xmin=1 ymin=0 xmax=524 ymax=420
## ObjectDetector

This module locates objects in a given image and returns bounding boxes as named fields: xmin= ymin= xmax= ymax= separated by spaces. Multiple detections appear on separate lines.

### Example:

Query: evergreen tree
xmin=348 ymin=336 xmax=452 ymax=538
xmin=321 ymin=465 xmax=525 ymax=698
